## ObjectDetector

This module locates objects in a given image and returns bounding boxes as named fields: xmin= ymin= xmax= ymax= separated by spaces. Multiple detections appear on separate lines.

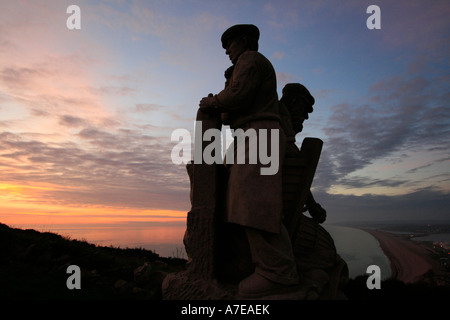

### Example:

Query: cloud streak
xmin=315 ymin=58 xmax=450 ymax=196
xmin=318 ymin=188 xmax=450 ymax=224
xmin=0 ymin=127 xmax=190 ymax=211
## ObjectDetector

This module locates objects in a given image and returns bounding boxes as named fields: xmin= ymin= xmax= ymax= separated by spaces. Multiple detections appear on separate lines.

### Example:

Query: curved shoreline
xmin=362 ymin=229 xmax=436 ymax=283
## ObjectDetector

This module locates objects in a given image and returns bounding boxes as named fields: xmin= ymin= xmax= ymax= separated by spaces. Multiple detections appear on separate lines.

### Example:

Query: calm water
xmin=14 ymin=222 xmax=188 ymax=258
xmin=324 ymin=225 xmax=391 ymax=279
xmin=13 ymin=222 xmax=391 ymax=279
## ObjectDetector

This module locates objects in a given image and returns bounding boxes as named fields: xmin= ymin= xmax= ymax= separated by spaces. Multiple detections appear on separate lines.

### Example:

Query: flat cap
xmin=221 ymin=24 xmax=260 ymax=48
xmin=282 ymin=83 xmax=315 ymax=112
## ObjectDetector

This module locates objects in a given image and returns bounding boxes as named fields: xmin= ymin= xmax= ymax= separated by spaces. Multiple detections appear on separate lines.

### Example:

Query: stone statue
xmin=162 ymin=25 xmax=348 ymax=300
xmin=278 ymin=83 xmax=348 ymax=299
xmin=279 ymin=83 xmax=327 ymax=226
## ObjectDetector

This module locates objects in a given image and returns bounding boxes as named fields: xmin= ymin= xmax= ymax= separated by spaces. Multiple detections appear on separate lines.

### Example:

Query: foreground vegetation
xmin=1 ymin=223 xmax=449 ymax=300
xmin=0 ymin=223 xmax=185 ymax=299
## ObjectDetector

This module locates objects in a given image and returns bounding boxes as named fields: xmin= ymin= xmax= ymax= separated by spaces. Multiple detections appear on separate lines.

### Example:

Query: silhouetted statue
xmin=279 ymin=83 xmax=327 ymax=229
xmin=278 ymin=83 xmax=348 ymax=299
xmin=162 ymin=25 xmax=348 ymax=300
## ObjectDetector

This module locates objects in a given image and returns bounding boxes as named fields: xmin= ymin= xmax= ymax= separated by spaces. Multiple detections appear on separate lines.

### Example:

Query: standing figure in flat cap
xmin=200 ymin=24 xmax=299 ymax=298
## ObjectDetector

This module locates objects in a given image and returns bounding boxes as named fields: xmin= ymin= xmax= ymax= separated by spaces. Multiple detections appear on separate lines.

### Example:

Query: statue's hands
xmin=308 ymin=202 xmax=327 ymax=223
xmin=199 ymin=94 xmax=217 ymax=112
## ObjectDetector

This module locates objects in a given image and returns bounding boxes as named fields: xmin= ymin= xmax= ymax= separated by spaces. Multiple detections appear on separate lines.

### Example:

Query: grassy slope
xmin=0 ymin=223 xmax=186 ymax=300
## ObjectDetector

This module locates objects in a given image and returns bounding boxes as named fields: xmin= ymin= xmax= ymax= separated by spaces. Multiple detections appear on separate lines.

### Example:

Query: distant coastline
xmin=362 ymin=228 xmax=449 ymax=286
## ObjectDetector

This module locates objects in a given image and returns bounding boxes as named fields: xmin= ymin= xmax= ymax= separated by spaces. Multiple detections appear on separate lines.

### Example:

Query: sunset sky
xmin=1 ymin=0 xmax=449 ymax=230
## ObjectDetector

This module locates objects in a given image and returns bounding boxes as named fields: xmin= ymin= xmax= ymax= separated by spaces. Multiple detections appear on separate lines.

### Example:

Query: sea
xmin=12 ymin=222 xmax=397 ymax=280
xmin=325 ymin=225 xmax=391 ymax=280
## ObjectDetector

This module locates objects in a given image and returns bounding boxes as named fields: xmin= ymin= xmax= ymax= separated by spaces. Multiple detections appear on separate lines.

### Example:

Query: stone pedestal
xmin=162 ymin=110 xmax=348 ymax=300
xmin=162 ymin=109 xmax=230 ymax=299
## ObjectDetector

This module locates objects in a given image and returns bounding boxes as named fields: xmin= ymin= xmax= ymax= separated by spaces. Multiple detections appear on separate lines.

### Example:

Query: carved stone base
xmin=162 ymin=220 xmax=349 ymax=300
xmin=162 ymin=274 xmax=334 ymax=300
xmin=292 ymin=214 xmax=349 ymax=299
xmin=162 ymin=271 xmax=234 ymax=300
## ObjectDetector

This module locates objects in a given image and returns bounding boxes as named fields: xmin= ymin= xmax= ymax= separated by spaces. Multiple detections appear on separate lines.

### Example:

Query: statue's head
xmin=281 ymin=83 xmax=315 ymax=134
xmin=221 ymin=24 xmax=259 ymax=64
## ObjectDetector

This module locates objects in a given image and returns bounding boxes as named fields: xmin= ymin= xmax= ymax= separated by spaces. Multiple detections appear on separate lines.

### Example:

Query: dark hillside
xmin=0 ymin=223 xmax=186 ymax=300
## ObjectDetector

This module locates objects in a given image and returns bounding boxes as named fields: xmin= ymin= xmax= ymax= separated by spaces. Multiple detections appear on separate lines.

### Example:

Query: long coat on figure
xmin=212 ymin=50 xmax=286 ymax=234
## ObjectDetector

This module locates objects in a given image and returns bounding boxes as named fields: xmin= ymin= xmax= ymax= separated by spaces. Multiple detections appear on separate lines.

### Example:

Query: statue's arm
xmin=306 ymin=190 xmax=326 ymax=223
